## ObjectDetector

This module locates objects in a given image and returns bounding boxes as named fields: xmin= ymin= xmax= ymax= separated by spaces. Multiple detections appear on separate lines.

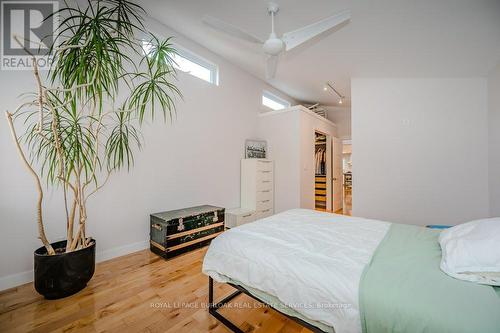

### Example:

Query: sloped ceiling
xmin=139 ymin=0 xmax=500 ymax=106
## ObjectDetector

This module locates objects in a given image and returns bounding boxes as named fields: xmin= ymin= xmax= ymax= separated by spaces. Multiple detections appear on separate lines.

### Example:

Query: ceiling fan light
xmin=263 ymin=37 xmax=284 ymax=55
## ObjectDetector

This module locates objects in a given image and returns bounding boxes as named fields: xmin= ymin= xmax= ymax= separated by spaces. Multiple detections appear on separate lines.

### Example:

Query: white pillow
xmin=439 ymin=217 xmax=500 ymax=286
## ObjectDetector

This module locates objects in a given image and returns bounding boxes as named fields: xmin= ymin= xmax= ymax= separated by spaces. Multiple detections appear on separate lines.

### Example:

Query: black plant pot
xmin=34 ymin=239 xmax=96 ymax=299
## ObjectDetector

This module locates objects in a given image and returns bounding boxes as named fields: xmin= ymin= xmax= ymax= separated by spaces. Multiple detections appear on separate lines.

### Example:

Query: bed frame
xmin=208 ymin=277 xmax=328 ymax=333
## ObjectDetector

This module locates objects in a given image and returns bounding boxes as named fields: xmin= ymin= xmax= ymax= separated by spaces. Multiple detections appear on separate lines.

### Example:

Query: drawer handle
xmin=152 ymin=223 xmax=162 ymax=231
xmin=261 ymin=200 xmax=270 ymax=203
xmin=259 ymin=170 xmax=271 ymax=173
xmin=242 ymin=214 xmax=252 ymax=218
xmin=261 ymin=190 xmax=271 ymax=193
xmin=262 ymin=209 xmax=271 ymax=213
xmin=262 ymin=180 xmax=271 ymax=183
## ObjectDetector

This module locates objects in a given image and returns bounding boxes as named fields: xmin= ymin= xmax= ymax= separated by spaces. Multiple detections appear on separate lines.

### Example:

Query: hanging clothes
xmin=315 ymin=146 xmax=326 ymax=175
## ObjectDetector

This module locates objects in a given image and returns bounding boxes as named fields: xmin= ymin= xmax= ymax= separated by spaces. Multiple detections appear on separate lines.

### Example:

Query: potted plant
xmin=5 ymin=0 xmax=180 ymax=299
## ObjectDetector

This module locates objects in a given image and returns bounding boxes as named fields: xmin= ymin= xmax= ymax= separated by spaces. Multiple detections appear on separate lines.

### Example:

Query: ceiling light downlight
xmin=324 ymin=81 xmax=345 ymax=105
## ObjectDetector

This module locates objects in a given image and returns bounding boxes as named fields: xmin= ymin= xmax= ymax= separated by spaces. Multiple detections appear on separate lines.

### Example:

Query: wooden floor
xmin=0 ymin=246 xmax=313 ymax=333
xmin=0 ymin=206 xmax=355 ymax=333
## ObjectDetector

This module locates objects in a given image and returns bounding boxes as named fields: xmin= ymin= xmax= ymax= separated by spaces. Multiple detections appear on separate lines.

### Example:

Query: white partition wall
xmin=488 ymin=63 xmax=500 ymax=217
xmin=257 ymin=106 xmax=338 ymax=212
xmin=352 ymin=78 xmax=489 ymax=226
xmin=256 ymin=109 xmax=302 ymax=212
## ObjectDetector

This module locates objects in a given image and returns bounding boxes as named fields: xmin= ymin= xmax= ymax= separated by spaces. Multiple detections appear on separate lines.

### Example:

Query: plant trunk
xmin=5 ymin=112 xmax=55 ymax=255
xmin=66 ymin=198 xmax=77 ymax=250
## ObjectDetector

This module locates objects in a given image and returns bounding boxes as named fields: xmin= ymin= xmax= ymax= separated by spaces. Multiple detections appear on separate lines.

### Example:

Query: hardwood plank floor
xmin=0 ymin=247 xmax=312 ymax=333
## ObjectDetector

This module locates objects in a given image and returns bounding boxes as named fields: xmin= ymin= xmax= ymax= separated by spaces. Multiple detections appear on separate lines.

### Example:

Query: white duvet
xmin=203 ymin=209 xmax=390 ymax=333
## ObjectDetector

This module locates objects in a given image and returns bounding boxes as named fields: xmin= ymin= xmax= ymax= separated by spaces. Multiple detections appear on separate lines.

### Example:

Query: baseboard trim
xmin=96 ymin=240 xmax=149 ymax=263
xmin=0 ymin=240 xmax=150 ymax=292
xmin=0 ymin=270 xmax=33 ymax=292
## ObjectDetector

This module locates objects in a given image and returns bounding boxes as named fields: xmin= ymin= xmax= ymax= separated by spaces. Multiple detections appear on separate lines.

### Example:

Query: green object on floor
xmin=360 ymin=223 xmax=500 ymax=333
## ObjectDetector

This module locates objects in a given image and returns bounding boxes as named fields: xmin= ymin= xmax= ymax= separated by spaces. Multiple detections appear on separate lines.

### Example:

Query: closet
xmin=256 ymin=105 xmax=340 ymax=213
xmin=315 ymin=132 xmax=327 ymax=210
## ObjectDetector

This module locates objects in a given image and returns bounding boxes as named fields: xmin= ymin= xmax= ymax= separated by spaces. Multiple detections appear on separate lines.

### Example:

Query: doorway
xmin=332 ymin=137 xmax=343 ymax=213
xmin=342 ymin=141 xmax=352 ymax=215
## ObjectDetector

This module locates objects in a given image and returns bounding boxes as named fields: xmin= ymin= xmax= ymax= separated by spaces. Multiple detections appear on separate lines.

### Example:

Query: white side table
xmin=225 ymin=208 xmax=257 ymax=228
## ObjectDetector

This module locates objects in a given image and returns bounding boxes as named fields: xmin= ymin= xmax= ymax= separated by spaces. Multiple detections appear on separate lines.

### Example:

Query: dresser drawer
xmin=257 ymin=169 xmax=273 ymax=182
xmin=257 ymin=180 xmax=273 ymax=191
xmin=256 ymin=198 xmax=273 ymax=210
xmin=256 ymin=208 xmax=273 ymax=219
xmin=239 ymin=211 xmax=256 ymax=225
xmin=256 ymin=189 xmax=273 ymax=201
xmin=256 ymin=160 xmax=273 ymax=172
xmin=225 ymin=209 xmax=257 ymax=228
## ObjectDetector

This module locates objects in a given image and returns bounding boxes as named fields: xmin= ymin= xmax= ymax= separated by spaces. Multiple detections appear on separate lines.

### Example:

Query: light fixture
xmin=323 ymin=81 xmax=345 ymax=105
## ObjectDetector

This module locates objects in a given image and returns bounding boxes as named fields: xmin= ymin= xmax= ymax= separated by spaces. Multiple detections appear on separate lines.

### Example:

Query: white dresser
xmin=241 ymin=159 xmax=274 ymax=219
xmin=225 ymin=159 xmax=274 ymax=228
xmin=224 ymin=208 xmax=256 ymax=228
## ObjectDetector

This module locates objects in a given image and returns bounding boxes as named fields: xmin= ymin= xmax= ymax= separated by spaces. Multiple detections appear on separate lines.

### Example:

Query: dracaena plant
xmin=5 ymin=0 xmax=180 ymax=255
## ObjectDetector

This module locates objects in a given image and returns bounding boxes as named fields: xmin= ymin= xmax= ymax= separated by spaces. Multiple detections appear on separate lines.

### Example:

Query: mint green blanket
xmin=360 ymin=223 xmax=500 ymax=333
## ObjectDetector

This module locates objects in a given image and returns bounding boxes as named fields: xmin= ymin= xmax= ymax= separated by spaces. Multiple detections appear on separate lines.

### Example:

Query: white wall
xmin=0 ymin=19 xmax=295 ymax=290
xmin=489 ymin=63 xmax=500 ymax=217
xmin=326 ymin=106 xmax=351 ymax=140
xmin=257 ymin=111 xmax=301 ymax=212
xmin=352 ymin=78 xmax=489 ymax=226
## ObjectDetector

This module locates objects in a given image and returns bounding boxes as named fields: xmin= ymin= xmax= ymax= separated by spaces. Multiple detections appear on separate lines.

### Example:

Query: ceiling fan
xmin=202 ymin=2 xmax=350 ymax=79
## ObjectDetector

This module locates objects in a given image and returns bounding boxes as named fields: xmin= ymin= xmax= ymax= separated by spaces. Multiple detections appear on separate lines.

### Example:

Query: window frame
xmin=173 ymin=44 xmax=219 ymax=85
xmin=142 ymin=39 xmax=218 ymax=85
xmin=262 ymin=90 xmax=291 ymax=111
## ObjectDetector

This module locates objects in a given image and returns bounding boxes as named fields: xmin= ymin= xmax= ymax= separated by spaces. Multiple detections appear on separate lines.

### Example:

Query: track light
xmin=324 ymin=81 xmax=345 ymax=104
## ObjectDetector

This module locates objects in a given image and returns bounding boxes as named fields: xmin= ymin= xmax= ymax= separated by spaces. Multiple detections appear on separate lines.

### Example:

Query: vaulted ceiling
xmin=139 ymin=0 xmax=500 ymax=106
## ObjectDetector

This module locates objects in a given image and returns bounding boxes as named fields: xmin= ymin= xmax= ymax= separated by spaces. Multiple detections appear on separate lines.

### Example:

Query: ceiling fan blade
xmin=266 ymin=55 xmax=279 ymax=79
xmin=282 ymin=10 xmax=351 ymax=51
xmin=203 ymin=15 xmax=264 ymax=44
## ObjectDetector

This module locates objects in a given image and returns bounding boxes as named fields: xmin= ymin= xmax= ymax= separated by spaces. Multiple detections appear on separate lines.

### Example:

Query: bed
xmin=202 ymin=209 xmax=500 ymax=333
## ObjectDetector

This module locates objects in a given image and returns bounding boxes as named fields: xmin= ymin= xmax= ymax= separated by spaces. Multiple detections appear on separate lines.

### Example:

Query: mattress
xmin=203 ymin=209 xmax=390 ymax=333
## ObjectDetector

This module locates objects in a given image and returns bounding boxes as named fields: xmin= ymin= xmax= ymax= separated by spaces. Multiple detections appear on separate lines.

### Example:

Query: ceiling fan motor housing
xmin=263 ymin=34 xmax=284 ymax=55
xmin=203 ymin=2 xmax=351 ymax=79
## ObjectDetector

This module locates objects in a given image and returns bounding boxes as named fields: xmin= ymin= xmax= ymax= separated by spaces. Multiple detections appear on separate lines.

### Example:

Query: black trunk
xmin=150 ymin=205 xmax=225 ymax=259
xmin=34 ymin=239 xmax=95 ymax=299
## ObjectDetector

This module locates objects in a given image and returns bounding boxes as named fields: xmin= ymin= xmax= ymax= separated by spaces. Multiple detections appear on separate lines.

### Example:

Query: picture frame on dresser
xmin=245 ymin=139 xmax=267 ymax=159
